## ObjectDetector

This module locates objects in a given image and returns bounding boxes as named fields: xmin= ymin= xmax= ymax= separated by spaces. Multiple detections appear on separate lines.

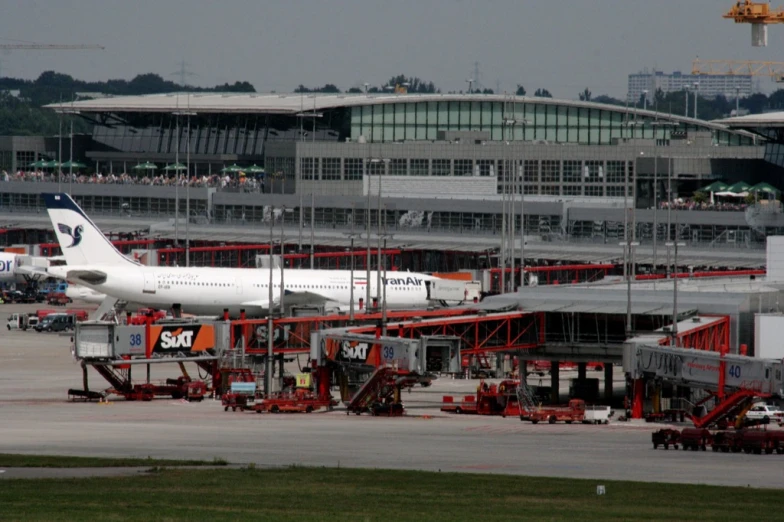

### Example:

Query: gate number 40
xmin=728 ymin=365 xmax=741 ymax=378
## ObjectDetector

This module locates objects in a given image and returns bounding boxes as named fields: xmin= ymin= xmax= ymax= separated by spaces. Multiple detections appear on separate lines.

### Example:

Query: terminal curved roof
xmin=47 ymin=92 xmax=743 ymax=134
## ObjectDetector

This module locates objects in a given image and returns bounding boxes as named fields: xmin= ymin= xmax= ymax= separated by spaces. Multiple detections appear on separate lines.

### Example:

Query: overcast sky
xmin=2 ymin=0 xmax=783 ymax=99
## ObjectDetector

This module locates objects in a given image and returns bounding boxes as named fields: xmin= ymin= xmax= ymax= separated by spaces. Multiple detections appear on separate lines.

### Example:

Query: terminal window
xmin=300 ymin=157 xmax=315 ymax=180
xmin=410 ymin=159 xmax=429 ymax=176
xmin=321 ymin=158 xmax=341 ymax=180
xmin=476 ymin=159 xmax=494 ymax=177
xmin=343 ymin=158 xmax=363 ymax=181
xmin=524 ymin=160 xmax=539 ymax=183
xmin=606 ymin=161 xmax=625 ymax=183
xmin=390 ymin=159 xmax=408 ymax=176
xmin=563 ymin=160 xmax=582 ymax=183
xmin=541 ymin=185 xmax=560 ymax=196
xmin=432 ymin=159 xmax=451 ymax=176
xmin=563 ymin=185 xmax=582 ymax=196
xmin=585 ymin=186 xmax=604 ymax=197
xmin=541 ymin=160 xmax=560 ymax=183
xmin=454 ymin=159 xmax=473 ymax=176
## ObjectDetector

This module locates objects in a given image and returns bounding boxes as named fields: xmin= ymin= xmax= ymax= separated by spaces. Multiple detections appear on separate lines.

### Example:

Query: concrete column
xmin=603 ymin=363 xmax=613 ymax=402
xmin=550 ymin=361 xmax=559 ymax=404
xmin=577 ymin=362 xmax=587 ymax=380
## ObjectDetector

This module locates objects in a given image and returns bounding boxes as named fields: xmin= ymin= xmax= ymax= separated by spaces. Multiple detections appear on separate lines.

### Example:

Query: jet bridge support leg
xmin=632 ymin=379 xmax=644 ymax=419
xmin=604 ymin=363 xmax=613 ymax=402
xmin=551 ymin=362 xmax=560 ymax=404
xmin=577 ymin=363 xmax=587 ymax=380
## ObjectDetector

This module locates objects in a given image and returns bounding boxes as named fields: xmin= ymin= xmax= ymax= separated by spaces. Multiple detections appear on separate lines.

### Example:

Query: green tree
xmin=534 ymin=88 xmax=552 ymax=98
xmin=515 ymin=84 xmax=526 ymax=96
xmin=578 ymin=88 xmax=591 ymax=101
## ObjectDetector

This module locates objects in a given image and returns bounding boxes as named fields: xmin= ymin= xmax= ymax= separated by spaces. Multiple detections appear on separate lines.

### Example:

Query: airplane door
xmin=142 ymin=272 xmax=156 ymax=294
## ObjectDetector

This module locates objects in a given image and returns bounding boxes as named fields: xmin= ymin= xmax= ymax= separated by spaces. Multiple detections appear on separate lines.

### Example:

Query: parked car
xmin=744 ymin=403 xmax=784 ymax=424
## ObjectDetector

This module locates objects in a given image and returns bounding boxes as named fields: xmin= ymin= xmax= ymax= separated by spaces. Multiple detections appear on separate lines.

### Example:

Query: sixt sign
xmin=148 ymin=324 xmax=215 ymax=357
xmin=382 ymin=276 xmax=424 ymax=286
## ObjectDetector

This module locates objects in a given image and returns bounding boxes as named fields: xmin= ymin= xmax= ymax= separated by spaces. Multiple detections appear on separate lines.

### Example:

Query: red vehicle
xmin=526 ymin=399 xmax=586 ymax=424
xmin=47 ymin=293 xmax=71 ymax=306
xmin=441 ymin=380 xmax=521 ymax=417
xmin=253 ymin=389 xmax=335 ymax=413
xmin=652 ymin=429 xmax=681 ymax=450
xmin=127 ymin=309 xmax=168 ymax=325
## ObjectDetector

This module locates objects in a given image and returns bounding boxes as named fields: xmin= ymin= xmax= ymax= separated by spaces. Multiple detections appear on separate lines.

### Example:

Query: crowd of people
xmin=659 ymin=199 xmax=748 ymax=212
xmin=1 ymin=170 xmax=265 ymax=192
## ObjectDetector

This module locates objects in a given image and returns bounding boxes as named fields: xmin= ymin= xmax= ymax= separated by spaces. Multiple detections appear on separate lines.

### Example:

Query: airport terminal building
xmin=1 ymin=93 xmax=782 ymax=246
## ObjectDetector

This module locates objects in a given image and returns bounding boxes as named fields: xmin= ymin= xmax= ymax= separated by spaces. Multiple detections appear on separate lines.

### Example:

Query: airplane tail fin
xmin=43 ymin=193 xmax=134 ymax=267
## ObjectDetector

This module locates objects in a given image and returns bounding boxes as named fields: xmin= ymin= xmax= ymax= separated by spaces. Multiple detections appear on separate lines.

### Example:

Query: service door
xmin=142 ymin=272 xmax=156 ymax=294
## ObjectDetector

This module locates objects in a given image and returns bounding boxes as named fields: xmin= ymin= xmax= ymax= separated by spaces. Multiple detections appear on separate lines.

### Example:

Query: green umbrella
xmin=220 ymin=164 xmax=244 ymax=173
xmin=163 ymin=163 xmax=187 ymax=171
xmin=28 ymin=159 xmax=48 ymax=169
xmin=698 ymin=181 xmax=727 ymax=193
xmin=42 ymin=160 xmax=61 ymax=169
xmin=725 ymin=181 xmax=751 ymax=194
xmin=244 ymin=164 xmax=265 ymax=174
xmin=60 ymin=160 xmax=86 ymax=169
xmin=750 ymin=182 xmax=781 ymax=196
xmin=132 ymin=162 xmax=158 ymax=171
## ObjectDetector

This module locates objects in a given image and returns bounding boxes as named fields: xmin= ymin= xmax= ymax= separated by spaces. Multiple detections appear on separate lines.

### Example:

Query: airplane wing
xmin=240 ymin=299 xmax=272 ymax=313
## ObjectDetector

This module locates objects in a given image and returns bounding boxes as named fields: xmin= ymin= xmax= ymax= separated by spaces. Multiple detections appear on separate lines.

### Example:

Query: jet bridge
xmin=69 ymin=320 xmax=229 ymax=400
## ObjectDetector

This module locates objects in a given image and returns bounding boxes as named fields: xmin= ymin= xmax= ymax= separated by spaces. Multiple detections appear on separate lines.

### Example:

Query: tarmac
xmin=2 ymin=303 xmax=784 ymax=488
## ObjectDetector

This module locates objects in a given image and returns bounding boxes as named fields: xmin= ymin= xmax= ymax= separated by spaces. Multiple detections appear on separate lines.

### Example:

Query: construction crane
xmin=0 ymin=44 xmax=104 ymax=51
xmin=724 ymin=1 xmax=784 ymax=47
xmin=692 ymin=59 xmax=784 ymax=82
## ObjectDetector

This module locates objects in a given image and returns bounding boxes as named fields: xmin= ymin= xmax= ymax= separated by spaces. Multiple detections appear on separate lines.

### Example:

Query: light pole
xmin=621 ymin=240 xmax=640 ymax=338
xmin=693 ymin=82 xmax=700 ymax=120
xmin=174 ymin=94 xmax=180 ymax=249
xmin=466 ymin=78 xmax=474 ymax=94
xmin=642 ymin=89 xmax=649 ymax=112
xmin=735 ymin=86 xmax=741 ymax=115
xmin=280 ymin=205 xmax=286 ymax=317
xmin=684 ymin=85 xmax=690 ymax=118
xmin=666 ymin=238 xmax=686 ymax=346
xmin=57 ymin=96 xmax=62 ymax=192
xmin=650 ymin=122 xmax=678 ymax=274
xmin=381 ymin=235 xmax=392 ymax=335
xmin=345 ymin=232 xmax=360 ymax=322
xmin=266 ymin=205 xmax=275 ymax=396
xmin=173 ymin=101 xmax=197 ymax=267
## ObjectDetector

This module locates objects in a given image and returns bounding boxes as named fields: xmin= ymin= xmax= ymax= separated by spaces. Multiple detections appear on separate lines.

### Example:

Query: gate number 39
xmin=728 ymin=365 xmax=741 ymax=379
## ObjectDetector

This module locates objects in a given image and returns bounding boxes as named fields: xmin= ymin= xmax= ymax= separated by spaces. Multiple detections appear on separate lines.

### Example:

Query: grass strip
xmin=1 ymin=466 xmax=782 ymax=521
xmin=0 ymin=453 xmax=227 ymax=468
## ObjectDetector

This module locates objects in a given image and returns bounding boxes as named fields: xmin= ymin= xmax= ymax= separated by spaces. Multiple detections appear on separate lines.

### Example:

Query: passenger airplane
xmin=44 ymin=193 xmax=441 ymax=316
xmin=0 ymin=252 xmax=19 ymax=284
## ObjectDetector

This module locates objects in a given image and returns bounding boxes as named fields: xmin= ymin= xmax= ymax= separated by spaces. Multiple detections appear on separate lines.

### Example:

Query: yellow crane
xmin=692 ymin=59 xmax=784 ymax=82
xmin=724 ymin=1 xmax=784 ymax=46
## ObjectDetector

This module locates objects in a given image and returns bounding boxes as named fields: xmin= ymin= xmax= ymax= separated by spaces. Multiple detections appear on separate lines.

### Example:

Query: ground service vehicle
xmin=6 ymin=313 xmax=39 ymax=331
xmin=35 ymin=313 xmax=69 ymax=332
xmin=526 ymin=399 xmax=587 ymax=424
xmin=744 ymin=403 xmax=784 ymax=424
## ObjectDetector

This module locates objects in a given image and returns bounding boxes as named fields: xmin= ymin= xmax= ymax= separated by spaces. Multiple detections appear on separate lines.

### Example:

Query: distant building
xmin=628 ymin=69 xmax=752 ymax=102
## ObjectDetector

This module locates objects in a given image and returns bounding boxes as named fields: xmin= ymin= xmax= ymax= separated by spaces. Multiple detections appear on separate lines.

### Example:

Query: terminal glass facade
xmin=348 ymin=101 xmax=753 ymax=146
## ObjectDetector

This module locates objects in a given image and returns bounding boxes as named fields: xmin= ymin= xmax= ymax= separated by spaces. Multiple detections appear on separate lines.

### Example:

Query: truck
xmin=6 ymin=313 xmax=39 ymax=331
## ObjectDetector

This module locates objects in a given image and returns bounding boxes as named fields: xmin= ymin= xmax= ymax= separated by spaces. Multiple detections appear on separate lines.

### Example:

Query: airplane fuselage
xmin=52 ymin=264 xmax=432 ymax=316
